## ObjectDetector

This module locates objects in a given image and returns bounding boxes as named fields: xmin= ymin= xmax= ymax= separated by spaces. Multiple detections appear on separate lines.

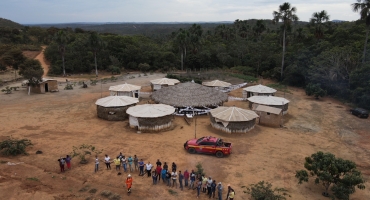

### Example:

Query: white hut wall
xmin=97 ymin=105 xmax=132 ymax=121
xmin=256 ymin=111 xmax=281 ymax=127
xmin=249 ymin=102 xmax=288 ymax=114
xmin=152 ymin=84 xmax=162 ymax=91
xmin=209 ymin=116 xmax=256 ymax=133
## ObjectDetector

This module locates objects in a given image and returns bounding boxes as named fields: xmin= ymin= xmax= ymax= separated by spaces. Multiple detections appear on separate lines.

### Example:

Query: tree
xmin=295 ymin=151 xmax=365 ymax=198
xmin=245 ymin=181 xmax=290 ymax=200
xmin=352 ymin=0 xmax=370 ymax=63
xmin=175 ymin=29 xmax=189 ymax=71
xmin=53 ymin=30 xmax=69 ymax=76
xmin=0 ymin=138 xmax=33 ymax=156
xmin=305 ymin=83 xmax=327 ymax=99
xmin=273 ymin=2 xmax=299 ymax=81
xmin=253 ymin=20 xmax=266 ymax=41
xmin=88 ymin=32 xmax=106 ymax=77
xmin=138 ymin=63 xmax=150 ymax=73
xmin=0 ymin=48 xmax=26 ymax=80
xmin=310 ymin=10 xmax=330 ymax=41
xmin=18 ymin=59 xmax=44 ymax=85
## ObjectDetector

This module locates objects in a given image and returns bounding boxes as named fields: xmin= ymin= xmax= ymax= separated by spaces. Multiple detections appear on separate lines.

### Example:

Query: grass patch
xmin=109 ymin=194 xmax=121 ymax=200
xmin=267 ymin=83 xmax=291 ymax=94
xmin=26 ymin=177 xmax=39 ymax=181
xmin=0 ymin=160 xmax=7 ymax=164
xmin=229 ymin=73 xmax=258 ymax=82
xmin=89 ymin=188 xmax=97 ymax=194
xmin=79 ymin=186 xmax=90 ymax=192
xmin=100 ymin=190 xmax=112 ymax=197
xmin=168 ymin=189 xmax=178 ymax=196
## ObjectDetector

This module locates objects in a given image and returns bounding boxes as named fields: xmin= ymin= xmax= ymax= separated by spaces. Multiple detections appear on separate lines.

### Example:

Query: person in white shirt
xmin=95 ymin=156 xmax=99 ymax=172
xmin=171 ymin=171 xmax=178 ymax=188
xmin=104 ymin=154 xmax=111 ymax=170
xmin=146 ymin=162 xmax=153 ymax=177
xmin=121 ymin=156 xmax=127 ymax=172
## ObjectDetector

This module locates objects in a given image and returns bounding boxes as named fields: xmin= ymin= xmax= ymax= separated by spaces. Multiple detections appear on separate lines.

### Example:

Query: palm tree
xmin=87 ymin=32 xmax=106 ymax=77
xmin=253 ymin=20 xmax=267 ymax=41
xmin=273 ymin=2 xmax=299 ymax=81
xmin=53 ymin=30 xmax=69 ymax=76
xmin=352 ymin=0 xmax=370 ymax=63
xmin=310 ymin=10 xmax=330 ymax=41
xmin=175 ymin=29 xmax=189 ymax=71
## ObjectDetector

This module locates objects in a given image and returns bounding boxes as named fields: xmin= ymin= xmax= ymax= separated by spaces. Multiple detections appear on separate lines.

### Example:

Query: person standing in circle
xmin=126 ymin=174 xmax=133 ymax=194
xmin=146 ymin=162 xmax=153 ymax=177
xmin=138 ymin=159 xmax=144 ymax=176
xmin=104 ymin=155 xmax=111 ymax=170
xmin=65 ymin=155 xmax=72 ymax=170
xmin=94 ymin=156 xmax=99 ymax=172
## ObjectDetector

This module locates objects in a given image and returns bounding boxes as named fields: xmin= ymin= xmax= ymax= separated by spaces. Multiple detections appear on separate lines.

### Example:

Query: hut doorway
xmin=134 ymin=91 xmax=138 ymax=98
xmin=45 ymin=83 xmax=49 ymax=92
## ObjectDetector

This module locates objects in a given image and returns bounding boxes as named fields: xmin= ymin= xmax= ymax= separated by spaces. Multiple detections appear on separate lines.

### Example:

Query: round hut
xmin=151 ymin=82 xmax=229 ymax=115
xmin=126 ymin=104 xmax=175 ymax=131
xmin=202 ymin=80 xmax=231 ymax=90
xmin=150 ymin=78 xmax=180 ymax=91
xmin=247 ymin=96 xmax=290 ymax=115
xmin=209 ymin=106 xmax=259 ymax=133
xmin=109 ymin=83 xmax=141 ymax=98
xmin=95 ymin=96 xmax=139 ymax=121
xmin=243 ymin=84 xmax=277 ymax=98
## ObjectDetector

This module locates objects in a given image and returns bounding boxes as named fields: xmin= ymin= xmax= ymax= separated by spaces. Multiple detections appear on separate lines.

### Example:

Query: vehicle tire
xmin=188 ymin=148 xmax=196 ymax=154
xmin=215 ymin=151 xmax=224 ymax=158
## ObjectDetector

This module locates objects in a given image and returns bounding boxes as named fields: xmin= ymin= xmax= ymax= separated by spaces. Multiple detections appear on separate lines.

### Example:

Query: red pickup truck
xmin=183 ymin=136 xmax=232 ymax=158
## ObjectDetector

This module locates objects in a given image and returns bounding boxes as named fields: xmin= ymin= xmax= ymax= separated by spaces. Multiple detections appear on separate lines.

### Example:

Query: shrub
xmin=245 ymin=181 xmax=290 ymax=200
xmin=70 ymin=144 xmax=103 ymax=163
xmin=1 ymin=86 xmax=12 ymax=94
xmin=0 ymin=138 xmax=33 ymax=156
xmin=195 ymin=162 xmax=205 ymax=176
xmin=305 ymin=83 xmax=327 ymax=99
xmin=64 ymin=84 xmax=73 ymax=90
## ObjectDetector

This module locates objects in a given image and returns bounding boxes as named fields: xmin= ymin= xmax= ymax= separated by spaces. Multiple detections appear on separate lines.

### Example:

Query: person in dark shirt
xmin=163 ymin=162 xmax=168 ymax=170
xmin=171 ymin=162 xmax=177 ymax=172
xmin=156 ymin=159 xmax=162 ymax=167
xmin=166 ymin=171 xmax=171 ymax=186
xmin=211 ymin=180 xmax=217 ymax=198
xmin=57 ymin=157 xmax=66 ymax=172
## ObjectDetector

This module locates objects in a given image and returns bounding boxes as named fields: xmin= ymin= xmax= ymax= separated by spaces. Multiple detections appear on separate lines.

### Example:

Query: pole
xmin=193 ymin=109 xmax=196 ymax=139
xmin=101 ymin=78 xmax=102 ymax=98
xmin=281 ymin=101 xmax=284 ymax=127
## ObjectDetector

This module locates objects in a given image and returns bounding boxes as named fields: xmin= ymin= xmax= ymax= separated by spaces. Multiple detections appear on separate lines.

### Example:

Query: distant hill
xmin=0 ymin=18 xmax=23 ymax=28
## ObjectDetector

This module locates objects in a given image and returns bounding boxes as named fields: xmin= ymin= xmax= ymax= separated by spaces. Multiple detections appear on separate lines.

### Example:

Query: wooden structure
xmin=29 ymin=79 xmax=58 ymax=94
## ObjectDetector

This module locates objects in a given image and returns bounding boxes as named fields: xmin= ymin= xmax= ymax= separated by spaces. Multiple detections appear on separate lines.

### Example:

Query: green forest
xmin=1 ymin=2 xmax=370 ymax=110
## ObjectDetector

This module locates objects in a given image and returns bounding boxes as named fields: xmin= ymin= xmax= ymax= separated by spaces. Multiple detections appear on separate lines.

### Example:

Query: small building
xmin=209 ymin=106 xmax=259 ymax=134
xmin=202 ymin=80 xmax=231 ymax=90
xmin=109 ymin=83 xmax=141 ymax=98
xmin=29 ymin=78 xmax=59 ymax=94
xmin=95 ymin=96 xmax=139 ymax=121
xmin=254 ymin=105 xmax=282 ymax=127
xmin=247 ymin=96 xmax=290 ymax=115
xmin=150 ymin=78 xmax=180 ymax=91
xmin=243 ymin=84 xmax=276 ymax=98
xmin=126 ymin=104 xmax=175 ymax=132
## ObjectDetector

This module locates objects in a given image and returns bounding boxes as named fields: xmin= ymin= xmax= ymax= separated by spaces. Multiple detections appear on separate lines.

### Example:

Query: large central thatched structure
xmin=95 ymin=96 xmax=139 ymax=121
xmin=126 ymin=104 xmax=175 ymax=132
xmin=209 ymin=106 xmax=259 ymax=133
xmin=151 ymin=82 xmax=228 ymax=108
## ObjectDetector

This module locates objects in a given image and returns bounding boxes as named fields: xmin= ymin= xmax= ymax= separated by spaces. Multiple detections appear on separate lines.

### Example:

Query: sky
xmin=0 ymin=0 xmax=362 ymax=24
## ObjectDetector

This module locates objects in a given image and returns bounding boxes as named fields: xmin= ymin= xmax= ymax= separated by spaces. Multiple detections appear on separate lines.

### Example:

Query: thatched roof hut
xmin=126 ymin=104 xmax=175 ymax=132
xmin=151 ymin=82 xmax=228 ymax=108
xmin=243 ymin=84 xmax=276 ymax=98
xmin=150 ymin=78 xmax=180 ymax=91
xmin=247 ymin=96 xmax=290 ymax=115
xmin=209 ymin=106 xmax=259 ymax=133
xmin=109 ymin=83 xmax=141 ymax=98
xmin=202 ymin=80 xmax=231 ymax=88
xmin=95 ymin=96 xmax=139 ymax=121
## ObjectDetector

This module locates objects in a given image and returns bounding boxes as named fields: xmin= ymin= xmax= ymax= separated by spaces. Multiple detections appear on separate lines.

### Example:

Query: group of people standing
xmin=58 ymin=153 xmax=235 ymax=199
xmin=57 ymin=155 xmax=72 ymax=172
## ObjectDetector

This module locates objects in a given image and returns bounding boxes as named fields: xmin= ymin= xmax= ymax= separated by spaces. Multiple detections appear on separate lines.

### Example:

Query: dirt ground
xmin=0 ymin=52 xmax=370 ymax=200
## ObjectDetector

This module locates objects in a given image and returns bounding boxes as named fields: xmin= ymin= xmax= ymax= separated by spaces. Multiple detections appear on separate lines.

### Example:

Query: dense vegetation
xmin=1 ymin=2 xmax=370 ymax=109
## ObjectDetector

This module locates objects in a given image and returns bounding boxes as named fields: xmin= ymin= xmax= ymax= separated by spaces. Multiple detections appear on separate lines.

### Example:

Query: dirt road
xmin=35 ymin=46 xmax=49 ymax=77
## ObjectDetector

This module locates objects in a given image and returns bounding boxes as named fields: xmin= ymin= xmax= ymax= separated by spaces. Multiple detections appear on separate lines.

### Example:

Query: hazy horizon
xmin=0 ymin=0 xmax=360 ymax=24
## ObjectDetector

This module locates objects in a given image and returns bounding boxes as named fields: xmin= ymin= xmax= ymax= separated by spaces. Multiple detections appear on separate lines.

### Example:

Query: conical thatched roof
xmin=202 ymin=80 xmax=231 ymax=87
xmin=95 ymin=96 xmax=139 ymax=107
xmin=109 ymin=83 xmax=141 ymax=92
xmin=248 ymin=96 xmax=289 ymax=105
xmin=150 ymin=78 xmax=180 ymax=86
xmin=210 ymin=106 xmax=258 ymax=122
xmin=151 ymin=82 xmax=228 ymax=107
xmin=126 ymin=104 xmax=175 ymax=118
xmin=243 ymin=84 xmax=276 ymax=93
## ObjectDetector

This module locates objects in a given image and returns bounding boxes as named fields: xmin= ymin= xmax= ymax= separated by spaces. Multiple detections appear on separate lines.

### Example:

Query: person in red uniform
xmin=156 ymin=165 xmax=162 ymax=181
xmin=126 ymin=174 xmax=133 ymax=193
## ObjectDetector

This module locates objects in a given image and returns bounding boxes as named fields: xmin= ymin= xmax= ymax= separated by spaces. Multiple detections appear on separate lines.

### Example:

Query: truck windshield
xmin=196 ymin=137 xmax=205 ymax=143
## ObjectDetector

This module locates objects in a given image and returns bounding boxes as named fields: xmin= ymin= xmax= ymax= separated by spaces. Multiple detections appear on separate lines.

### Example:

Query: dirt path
xmin=35 ymin=46 xmax=49 ymax=77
